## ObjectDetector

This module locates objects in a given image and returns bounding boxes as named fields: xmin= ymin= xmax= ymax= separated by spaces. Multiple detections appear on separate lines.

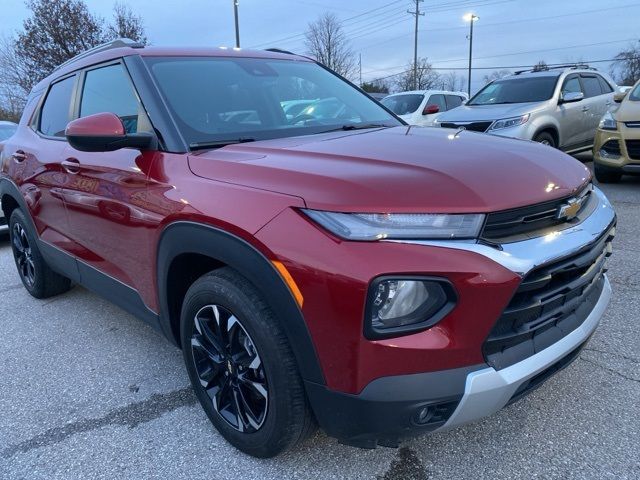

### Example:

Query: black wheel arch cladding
xmin=156 ymin=221 xmax=325 ymax=385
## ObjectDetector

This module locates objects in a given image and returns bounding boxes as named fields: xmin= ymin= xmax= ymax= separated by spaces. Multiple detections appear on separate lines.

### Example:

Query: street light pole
xmin=408 ymin=0 xmax=424 ymax=91
xmin=465 ymin=13 xmax=479 ymax=97
xmin=233 ymin=0 xmax=240 ymax=48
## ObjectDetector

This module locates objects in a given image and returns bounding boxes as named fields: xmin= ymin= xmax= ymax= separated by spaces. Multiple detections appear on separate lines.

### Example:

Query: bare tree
xmin=532 ymin=60 xmax=548 ymax=72
xmin=361 ymin=79 xmax=390 ymax=94
xmin=482 ymin=69 xmax=512 ymax=84
xmin=611 ymin=41 xmax=640 ymax=86
xmin=304 ymin=12 xmax=356 ymax=79
xmin=107 ymin=2 xmax=147 ymax=44
xmin=394 ymin=58 xmax=440 ymax=92
xmin=0 ymin=36 xmax=30 ymax=120
xmin=442 ymin=71 xmax=464 ymax=91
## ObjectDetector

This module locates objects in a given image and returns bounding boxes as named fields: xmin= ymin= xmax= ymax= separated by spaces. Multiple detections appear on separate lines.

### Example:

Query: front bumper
xmin=593 ymin=125 xmax=640 ymax=172
xmin=303 ymin=187 xmax=615 ymax=447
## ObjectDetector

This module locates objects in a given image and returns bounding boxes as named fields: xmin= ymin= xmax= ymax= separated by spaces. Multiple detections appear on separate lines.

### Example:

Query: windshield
xmin=0 ymin=124 xmax=17 ymax=141
xmin=145 ymin=57 xmax=400 ymax=147
xmin=381 ymin=94 xmax=424 ymax=115
xmin=468 ymin=76 xmax=559 ymax=105
xmin=629 ymin=84 xmax=640 ymax=101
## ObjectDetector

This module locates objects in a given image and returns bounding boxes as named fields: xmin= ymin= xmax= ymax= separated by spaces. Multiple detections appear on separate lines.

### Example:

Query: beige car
xmin=593 ymin=80 xmax=640 ymax=182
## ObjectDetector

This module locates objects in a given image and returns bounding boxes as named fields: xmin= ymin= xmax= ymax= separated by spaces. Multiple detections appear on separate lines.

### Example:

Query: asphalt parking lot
xmin=0 ymin=157 xmax=638 ymax=480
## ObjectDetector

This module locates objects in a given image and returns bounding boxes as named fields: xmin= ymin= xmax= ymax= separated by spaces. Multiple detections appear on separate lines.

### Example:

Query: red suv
xmin=0 ymin=40 xmax=616 ymax=457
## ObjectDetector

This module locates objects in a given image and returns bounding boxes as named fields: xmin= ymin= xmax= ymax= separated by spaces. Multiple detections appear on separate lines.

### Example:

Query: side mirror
xmin=65 ymin=112 xmax=154 ymax=152
xmin=560 ymin=91 xmax=584 ymax=104
xmin=613 ymin=91 xmax=627 ymax=103
xmin=423 ymin=104 xmax=440 ymax=115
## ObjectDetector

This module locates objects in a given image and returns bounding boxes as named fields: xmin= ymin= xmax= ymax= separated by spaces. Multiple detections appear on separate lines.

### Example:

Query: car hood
xmin=188 ymin=126 xmax=590 ymax=213
xmin=437 ymin=102 xmax=547 ymax=123
xmin=614 ymin=99 xmax=640 ymax=122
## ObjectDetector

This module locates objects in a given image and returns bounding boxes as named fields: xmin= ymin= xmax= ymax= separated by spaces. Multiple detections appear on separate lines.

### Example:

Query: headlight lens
xmin=302 ymin=210 xmax=485 ymax=241
xmin=599 ymin=111 xmax=617 ymax=131
xmin=489 ymin=114 xmax=530 ymax=131
xmin=366 ymin=278 xmax=455 ymax=338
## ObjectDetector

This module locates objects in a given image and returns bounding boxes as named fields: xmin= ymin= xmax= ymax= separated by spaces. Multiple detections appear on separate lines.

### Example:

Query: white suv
xmin=435 ymin=66 xmax=617 ymax=153
xmin=381 ymin=90 xmax=468 ymax=127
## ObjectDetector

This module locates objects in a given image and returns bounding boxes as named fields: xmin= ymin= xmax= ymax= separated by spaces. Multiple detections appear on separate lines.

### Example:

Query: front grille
xmin=481 ymin=185 xmax=593 ymax=243
xmin=624 ymin=121 xmax=640 ymax=128
xmin=600 ymin=140 xmax=621 ymax=157
xmin=625 ymin=140 xmax=640 ymax=160
xmin=439 ymin=121 xmax=493 ymax=132
xmin=483 ymin=226 xmax=614 ymax=370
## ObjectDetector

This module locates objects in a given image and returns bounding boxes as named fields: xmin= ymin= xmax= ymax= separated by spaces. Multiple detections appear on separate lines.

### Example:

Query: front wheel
xmin=533 ymin=131 xmax=556 ymax=148
xmin=180 ymin=267 xmax=316 ymax=457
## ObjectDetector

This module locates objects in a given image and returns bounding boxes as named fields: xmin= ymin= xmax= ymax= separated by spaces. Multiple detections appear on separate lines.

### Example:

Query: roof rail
xmin=53 ymin=38 xmax=143 ymax=72
xmin=264 ymin=48 xmax=296 ymax=55
xmin=514 ymin=63 xmax=597 ymax=75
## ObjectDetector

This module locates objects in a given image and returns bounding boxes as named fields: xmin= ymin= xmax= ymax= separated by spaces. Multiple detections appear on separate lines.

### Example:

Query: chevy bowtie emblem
xmin=557 ymin=197 xmax=582 ymax=220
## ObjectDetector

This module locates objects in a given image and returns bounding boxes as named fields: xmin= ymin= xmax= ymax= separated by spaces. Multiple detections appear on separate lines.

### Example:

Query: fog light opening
xmin=414 ymin=406 xmax=435 ymax=425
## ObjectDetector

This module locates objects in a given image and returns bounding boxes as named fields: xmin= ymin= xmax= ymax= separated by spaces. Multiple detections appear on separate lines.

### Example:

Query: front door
xmin=61 ymin=62 xmax=159 ymax=304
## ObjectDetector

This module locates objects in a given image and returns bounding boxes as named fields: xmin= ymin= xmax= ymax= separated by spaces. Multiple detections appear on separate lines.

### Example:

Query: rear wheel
xmin=594 ymin=163 xmax=622 ymax=183
xmin=9 ymin=209 xmax=72 ymax=298
xmin=534 ymin=131 xmax=556 ymax=148
xmin=180 ymin=267 xmax=315 ymax=457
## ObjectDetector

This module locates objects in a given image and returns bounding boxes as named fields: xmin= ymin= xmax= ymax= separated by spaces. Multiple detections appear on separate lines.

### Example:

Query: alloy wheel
xmin=12 ymin=223 xmax=35 ymax=288
xmin=190 ymin=304 xmax=268 ymax=432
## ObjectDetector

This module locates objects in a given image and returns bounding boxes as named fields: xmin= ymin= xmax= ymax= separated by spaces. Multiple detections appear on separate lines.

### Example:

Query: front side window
xmin=39 ymin=75 xmax=76 ymax=137
xmin=581 ymin=75 xmax=603 ymax=98
xmin=80 ymin=63 xmax=149 ymax=134
xmin=629 ymin=83 xmax=640 ymax=101
xmin=468 ymin=75 xmax=559 ymax=105
xmin=146 ymin=57 xmax=400 ymax=147
xmin=562 ymin=76 xmax=582 ymax=96
xmin=381 ymin=94 xmax=424 ymax=115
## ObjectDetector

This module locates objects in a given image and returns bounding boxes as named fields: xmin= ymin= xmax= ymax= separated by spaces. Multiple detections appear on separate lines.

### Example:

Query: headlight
xmin=302 ymin=210 xmax=485 ymax=240
xmin=489 ymin=114 xmax=530 ymax=131
xmin=599 ymin=111 xmax=617 ymax=131
xmin=365 ymin=277 xmax=456 ymax=339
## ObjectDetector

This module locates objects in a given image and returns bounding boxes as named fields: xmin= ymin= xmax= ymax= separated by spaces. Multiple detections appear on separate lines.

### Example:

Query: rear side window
xmin=445 ymin=95 xmax=464 ymax=110
xmin=80 ymin=64 xmax=149 ymax=134
xmin=427 ymin=94 xmax=447 ymax=112
xmin=581 ymin=75 xmax=603 ymax=98
xmin=597 ymin=76 xmax=614 ymax=93
xmin=39 ymin=76 xmax=76 ymax=137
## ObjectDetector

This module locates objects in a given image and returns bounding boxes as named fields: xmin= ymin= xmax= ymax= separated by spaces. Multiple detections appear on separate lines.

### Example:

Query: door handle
xmin=12 ymin=150 xmax=26 ymax=162
xmin=62 ymin=157 xmax=81 ymax=174
xmin=581 ymin=106 xmax=590 ymax=112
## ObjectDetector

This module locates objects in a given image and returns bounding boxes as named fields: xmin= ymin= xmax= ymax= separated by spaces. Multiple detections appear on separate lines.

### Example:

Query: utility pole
xmin=233 ymin=0 xmax=240 ymax=48
xmin=408 ymin=0 xmax=424 ymax=90
xmin=359 ymin=53 xmax=362 ymax=87
xmin=464 ymin=13 xmax=479 ymax=97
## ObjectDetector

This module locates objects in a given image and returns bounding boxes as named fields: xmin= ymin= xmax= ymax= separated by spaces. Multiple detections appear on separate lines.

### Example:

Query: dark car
xmin=0 ymin=39 xmax=615 ymax=457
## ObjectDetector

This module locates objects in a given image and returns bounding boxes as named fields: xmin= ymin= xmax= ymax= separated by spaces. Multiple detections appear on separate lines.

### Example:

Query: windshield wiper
xmin=189 ymin=138 xmax=256 ymax=150
xmin=318 ymin=123 xmax=392 ymax=134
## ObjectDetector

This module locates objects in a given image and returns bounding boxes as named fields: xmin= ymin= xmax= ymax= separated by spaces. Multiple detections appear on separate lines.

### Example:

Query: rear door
xmin=20 ymin=75 xmax=77 ymax=253
xmin=557 ymin=74 xmax=585 ymax=148
xmin=61 ymin=61 xmax=159 ymax=298
xmin=579 ymin=74 xmax=610 ymax=144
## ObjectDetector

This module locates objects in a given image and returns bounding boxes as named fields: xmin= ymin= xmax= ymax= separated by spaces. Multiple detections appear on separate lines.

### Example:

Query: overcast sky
xmin=3 ymin=0 xmax=640 ymax=91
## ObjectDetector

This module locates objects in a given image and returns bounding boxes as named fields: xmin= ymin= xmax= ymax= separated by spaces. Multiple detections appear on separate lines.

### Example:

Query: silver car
xmin=0 ymin=121 xmax=18 ymax=235
xmin=435 ymin=66 xmax=617 ymax=153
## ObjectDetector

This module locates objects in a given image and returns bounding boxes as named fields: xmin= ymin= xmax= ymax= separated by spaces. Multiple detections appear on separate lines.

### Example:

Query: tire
xmin=180 ymin=267 xmax=316 ymax=457
xmin=594 ymin=163 xmax=622 ymax=183
xmin=9 ymin=209 xmax=73 ymax=299
xmin=534 ymin=131 xmax=556 ymax=148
